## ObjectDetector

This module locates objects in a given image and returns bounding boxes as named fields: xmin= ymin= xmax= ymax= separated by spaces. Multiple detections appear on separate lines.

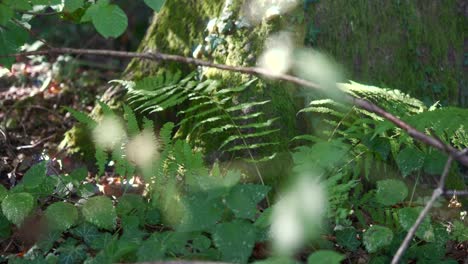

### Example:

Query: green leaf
xmin=82 ymin=196 xmax=116 ymax=230
xmin=4 ymin=0 xmax=31 ymax=10
xmin=144 ymin=0 xmax=165 ymax=11
xmin=45 ymin=202 xmax=78 ymax=231
xmin=375 ymin=179 xmax=408 ymax=206
xmin=92 ymin=4 xmax=128 ymax=38
xmin=0 ymin=184 xmax=7 ymax=201
xmin=22 ymin=161 xmax=47 ymax=188
xmin=398 ymin=207 xmax=434 ymax=242
xmin=225 ymin=184 xmax=270 ymax=220
xmin=0 ymin=4 xmax=13 ymax=26
xmin=64 ymin=106 xmax=97 ymax=128
xmin=423 ymin=151 xmax=446 ymax=175
xmin=307 ymin=250 xmax=345 ymax=264
xmin=70 ymin=167 xmax=87 ymax=182
xmin=123 ymin=104 xmax=140 ymax=137
xmin=213 ymin=220 xmax=257 ymax=263
xmin=1 ymin=192 xmax=35 ymax=226
xmin=70 ymin=222 xmax=101 ymax=246
xmin=0 ymin=21 xmax=29 ymax=68
xmin=396 ymin=147 xmax=424 ymax=177
xmin=335 ymin=227 xmax=360 ymax=251
xmin=63 ymin=0 xmax=84 ymax=12
xmin=178 ymin=193 xmax=224 ymax=232
xmin=0 ymin=213 xmax=11 ymax=239
xmin=56 ymin=238 xmax=87 ymax=264
xmin=116 ymin=194 xmax=145 ymax=217
xmin=363 ymin=225 xmax=393 ymax=253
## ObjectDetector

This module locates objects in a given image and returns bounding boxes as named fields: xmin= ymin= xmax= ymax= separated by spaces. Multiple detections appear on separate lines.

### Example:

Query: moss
xmin=308 ymin=0 xmax=466 ymax=106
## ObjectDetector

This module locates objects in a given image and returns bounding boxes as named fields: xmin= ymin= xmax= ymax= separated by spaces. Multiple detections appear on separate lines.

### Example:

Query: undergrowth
xmin=0 ymin=80 xmax=467 ymax=263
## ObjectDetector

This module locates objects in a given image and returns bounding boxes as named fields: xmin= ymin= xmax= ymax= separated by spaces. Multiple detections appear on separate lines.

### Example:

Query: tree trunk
xmin=61 ymin=0 xmax=306 ymax=181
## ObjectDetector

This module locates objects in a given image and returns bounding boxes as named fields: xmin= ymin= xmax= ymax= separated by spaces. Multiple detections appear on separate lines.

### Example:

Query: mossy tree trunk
xmin=62 ymin=0 xmax=306 ymax=181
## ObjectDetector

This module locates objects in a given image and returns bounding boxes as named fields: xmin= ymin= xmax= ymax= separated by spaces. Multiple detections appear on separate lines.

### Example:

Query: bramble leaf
xmin=225 ymin=184 xmax=270 ymax=220
xmin=363 ymin=225 xmax=393 ymax=253
xmin=1 ymin=192 xmax=35 ymax=226
xmin=45 ymin=202 xmax=79 ymax=231
xmin=375 ymin=179 xmax=408 ymax=206
xmin=82 ymin=196 xmax=116 ymax=230
xmin=307 ymin=250 xmax=345 ymax=264
xmin=213 ymin=220 xmax=257 ymax=263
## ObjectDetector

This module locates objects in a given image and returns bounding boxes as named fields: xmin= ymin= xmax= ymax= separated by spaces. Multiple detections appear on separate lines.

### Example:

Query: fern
xmin=299 ymin=81 xmax=468 ymax=181
xmin=124 ymin=71 xmax=281 ymax=163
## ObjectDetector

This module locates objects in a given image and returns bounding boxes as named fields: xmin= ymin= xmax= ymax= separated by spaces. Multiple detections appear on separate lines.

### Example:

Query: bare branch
xmin=391 ymin=156 xmax=454 ymax=264
xmin=3 ymin=47 xmax=468 ymax=166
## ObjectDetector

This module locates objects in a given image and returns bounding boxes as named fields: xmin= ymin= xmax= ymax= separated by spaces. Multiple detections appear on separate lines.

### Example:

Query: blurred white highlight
xmin=126 ymin=130 xmax=159 ymax=167
xmin=92 ymin=116 xmax=126 ymax=150
xmin=270 ymin=176 xmax=327 ymax=254
xmin=293 ymin=49 xmax=343 ymax=91
xmin=242 ymin=0 xmax=299 ymax=24
xmin=258 ymin=32 xmax=293 ymax=76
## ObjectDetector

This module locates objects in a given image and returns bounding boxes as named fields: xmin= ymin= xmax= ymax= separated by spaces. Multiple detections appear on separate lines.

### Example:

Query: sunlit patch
xmin=258 ymin=32 xmax=293 ymax=76
xmin=92 ymin=116 xmax=126 ymax=150
xmin=242 ymin=0 xmax=299 ymax=24
xmin=293 ymin=49 xmax=344 ymax=93
xmin=126 ymin=130 xmax=159 ymax=167
xmin=270 ymin=176 xmax=327 ymax=255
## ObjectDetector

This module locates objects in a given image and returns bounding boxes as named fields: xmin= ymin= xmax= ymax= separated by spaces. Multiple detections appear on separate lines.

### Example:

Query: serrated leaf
xmin=92 ymin=4 xmax=128 ymax=38
xmin=22 ymin=161 xmax=47 ymax=188
xmin=225 ymin=184 xmax=270 ymax=220
xmin=64 ymin=0 xmax=84 ymax=12
xmin=45 ymin=202 xmax=78 ymax=231
xmin=307 ymin=250 xmax=345 ymax=264
xmin=144 ymin=0 xmax=165 ymax=11
xmin=2 ymin=192 xmax=35 ymax=226
xmin=123 ymin=104 xmax=140 ymax=136
xmin=82 ymin=196 xmax=116 ymax=230
xmin=375 ymin=179 xmax=408 ymax=206
xmin=64 ymin=107 xmax=97 ymax=128
xmin=363 ymin=225 xmax=393 ymax=253
xmin=56 ymin=239 xmax=87 ymax=264
xmin=398 ymin=207 xmax=434 ymax=242
xmin=178 ymin=193 xmax=224 ymax=232
xmin=335 ymin=227 xmax=360 ymax=251
xmin=396 ymin=147 xmax=424 ymax=177
xmin=423 ymin=151 xmax=446 ymax=175
xmin=116 ymin=194 xmax=145 ymax=217
xmin=70 ymin=222 xmax=101 ymax=246
xmin=213 ymin=220 xmax=257 ymax=264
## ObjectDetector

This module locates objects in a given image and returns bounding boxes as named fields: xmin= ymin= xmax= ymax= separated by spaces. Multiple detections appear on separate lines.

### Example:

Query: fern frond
xmin=123 ymin=104 xmax=140 ymax=137
xmin=64 ymin=107 xmax=97 ymax=128
xmin=126 ymin=70 xmax=281 ymax=163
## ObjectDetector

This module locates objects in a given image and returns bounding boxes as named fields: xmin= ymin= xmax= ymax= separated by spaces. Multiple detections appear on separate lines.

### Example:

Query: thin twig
xmin=16 ymin=135 xmax=55 ymax=150
xmin=391 ymin=156 xmax=454 ymax=264
xmin=3 ymin=47 xmax=468 ymax=166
